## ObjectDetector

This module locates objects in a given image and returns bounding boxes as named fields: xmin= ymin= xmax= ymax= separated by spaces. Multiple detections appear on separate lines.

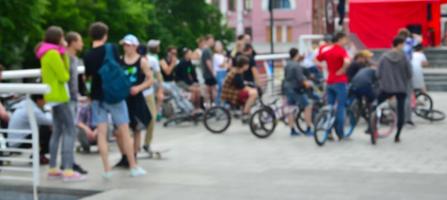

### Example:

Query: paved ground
xmin=7 ymin=93 xmax=447 ymax=199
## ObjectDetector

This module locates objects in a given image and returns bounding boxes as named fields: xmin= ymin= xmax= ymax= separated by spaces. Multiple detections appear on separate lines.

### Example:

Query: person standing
xmin=37 ymin=26 xmax=84 ymax=181
xmin=411 ymin=44 xmax=429 ymax=92
xmin=376 ymin=36 xmax=412 ymax=143
xmin=316 ymin=32 xmax=351 ymax=139
xmin=83 ymin=22 xmax=146 ymax=178
xmin=201 ymin=35 xmax=217 ymax=106
xmin=142 ymin=39 xmax=164 ymax=154
xmin=213 ymin=41 xmax=229 ymax=105
xmin=65 ymin=32 xmax=83 ymax=114
xmin=119 ymin=34 xmax=153 ymax=157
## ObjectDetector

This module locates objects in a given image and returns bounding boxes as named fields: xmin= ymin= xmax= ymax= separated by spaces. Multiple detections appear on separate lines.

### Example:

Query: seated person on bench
xmin=221 ymin=55 xmax=258 ymax=123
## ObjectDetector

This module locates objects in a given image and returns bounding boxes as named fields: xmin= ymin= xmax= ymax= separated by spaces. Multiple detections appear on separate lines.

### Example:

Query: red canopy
xmin=349 ymin=0 xmax=446 ymax=48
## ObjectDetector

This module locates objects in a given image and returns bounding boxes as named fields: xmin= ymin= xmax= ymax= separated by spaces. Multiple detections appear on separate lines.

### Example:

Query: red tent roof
xmin=350 ymin=0 xmax=447 ymax=3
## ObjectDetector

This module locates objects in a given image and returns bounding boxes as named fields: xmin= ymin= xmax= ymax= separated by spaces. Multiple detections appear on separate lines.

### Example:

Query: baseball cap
xmin=147 ymin=39 xmax=160 ymax=48
xmin=120 ymin=34 xmax=139 ymax=46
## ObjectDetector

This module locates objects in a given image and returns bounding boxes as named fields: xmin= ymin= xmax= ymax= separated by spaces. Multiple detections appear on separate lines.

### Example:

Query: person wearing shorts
xmin=221 ymin=55 xmax=257 ymax=123
xmin=283 ymin=48 xmax=313 ymax=136
xmin=201 ymin=35 xmax=217 ymax=105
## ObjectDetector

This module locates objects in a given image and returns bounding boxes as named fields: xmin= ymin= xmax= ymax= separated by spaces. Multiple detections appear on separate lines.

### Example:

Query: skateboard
xmin=139 ymin=148 xmax=171 ymax=160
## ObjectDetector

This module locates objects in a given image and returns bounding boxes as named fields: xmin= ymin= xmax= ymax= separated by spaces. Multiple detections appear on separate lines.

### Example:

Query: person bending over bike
xmin=283 ymin=48 xmax=314 ymax=136
xmin=221 ymin=55 xmax=258 ymax=123
xmin=376 ymin=36 xmax=412 ymax=143
xmin=349 ymin=63 xmax=377 ymax=133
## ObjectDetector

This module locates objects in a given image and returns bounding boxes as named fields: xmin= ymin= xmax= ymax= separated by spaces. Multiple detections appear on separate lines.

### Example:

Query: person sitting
xmin=7 ymin=95 xmax=52 ymax=164
xmin=161 ymin=46 xmax=194 ymax=114
xmin=221 ymin=55 xmax=258 ymax=123
xmin=283 ymin=48 xmax=314 ymax=136
xmin=76 ymin=97 xmax=97 ymax=153
xmin=175 ymin=48 xmax=202 ymax=113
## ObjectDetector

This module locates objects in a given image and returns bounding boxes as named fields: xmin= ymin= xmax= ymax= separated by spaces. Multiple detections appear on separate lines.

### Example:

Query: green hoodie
xmin=39 ymin=49 xmax=70 ymax=103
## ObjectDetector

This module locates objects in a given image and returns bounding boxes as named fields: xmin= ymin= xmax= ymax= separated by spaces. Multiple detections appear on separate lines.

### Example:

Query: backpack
xmin=98 ymin=44 xmax=131 ymax=104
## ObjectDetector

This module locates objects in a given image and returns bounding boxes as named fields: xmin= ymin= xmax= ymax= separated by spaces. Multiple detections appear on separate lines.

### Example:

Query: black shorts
xmin=205 ymin=77 xmax=217 ymax=86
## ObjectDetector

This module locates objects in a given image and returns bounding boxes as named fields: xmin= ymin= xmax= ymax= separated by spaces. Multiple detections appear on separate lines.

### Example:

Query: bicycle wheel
xmin=295 ymin=109 xmax=307 ymax=133
xmin=424 ymin=109 xmax=446 ymax=122
xmin=370 ymin=107 xmax=396 ymax=145
xmin=343 ymin=109 xmax=357 ymax=138
xmin=249 ymin=107 xmax=277 ymax=139
xmin=414 ymin=92 xmax=433 ymax=118
xmin=203 ymin=106 xmax=231 ymax=134
xmin=313 ymin=110 xmax=333 ymax=146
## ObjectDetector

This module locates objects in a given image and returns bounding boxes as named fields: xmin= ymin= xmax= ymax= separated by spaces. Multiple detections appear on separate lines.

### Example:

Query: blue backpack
xmin=98 ymin=44 xmax=131 ymax=104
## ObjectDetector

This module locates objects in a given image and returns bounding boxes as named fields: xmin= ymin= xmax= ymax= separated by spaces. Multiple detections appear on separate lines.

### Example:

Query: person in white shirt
xmin=411 ymin=44 xmax=429 ymax=92
xmin=213 ymin=41 xmax=229 ymax=105
xmin=142 ymin=39 xmax=164 ymax=154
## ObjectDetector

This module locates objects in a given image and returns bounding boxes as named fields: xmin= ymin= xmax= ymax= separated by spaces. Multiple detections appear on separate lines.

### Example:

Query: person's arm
xmin=206 ymin=58 xmax=214 ymax=77
xmin=0 ymin=103 xmax=9 ymax=122
xmin=131 ymin=58 xmax=153 ymax=96
xmin=251 ymin=67 xmax=261 ymax=86
xmin=47 ymin=51 xmax=70 ymax=82
xmin=34 ymin=108 xmax=52 ymax=126
xmin=336 ymin=54 xmax=352 ymax=75
xmin=161 ymin=57 xmax=177 ymax=76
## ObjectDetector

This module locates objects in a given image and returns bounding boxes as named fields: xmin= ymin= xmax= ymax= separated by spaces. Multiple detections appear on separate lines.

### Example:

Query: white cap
xmin=147 ymin=39 xmax=160 ymax=48
xmin=120 ymin=34 xmax=139 ymax=46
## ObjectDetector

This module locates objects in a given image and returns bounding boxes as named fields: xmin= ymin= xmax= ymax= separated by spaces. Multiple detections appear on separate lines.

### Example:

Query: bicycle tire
xmin=424 ymin=109 xmax=446 ymax=122
xmin=249 ymin=107 xmax=277 ymax=139
xmin=203 ymin=106 xmax=231 ymax=134
xmin=370 ymin=107 xmax=396 ymax=145
xmin=414 ymin=92 xmax=433 ymax=117
xmin=295 ymin=109 xmax=307 ymax=133
xmin=343 ymin=109 xmax=357 ymax=138
xmin=313 ymin=110 xmax=332 ymax=146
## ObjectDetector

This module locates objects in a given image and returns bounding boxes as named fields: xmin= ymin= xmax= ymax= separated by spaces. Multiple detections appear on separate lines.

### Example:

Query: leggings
xmin=377 ymin=92 xmax=406 ymax=138
xmin=49 ymin=103 xmax=76 ymax=169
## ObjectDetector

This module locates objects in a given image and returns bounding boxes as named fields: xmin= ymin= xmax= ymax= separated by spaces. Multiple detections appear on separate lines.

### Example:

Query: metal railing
xmin=0 ymin=83 xmax=50 ymax=200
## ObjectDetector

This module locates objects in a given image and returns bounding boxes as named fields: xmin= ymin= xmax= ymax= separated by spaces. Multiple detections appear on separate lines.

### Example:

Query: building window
xmin=272 ymin=0 xmax=291 ymax=9
xmin=229 ymin=0 xmax=235 ymax=11
xmin=244 ymin=0 xmax=253 ymax=11
xmin=287 ymin=26 xmax=293 ymax=42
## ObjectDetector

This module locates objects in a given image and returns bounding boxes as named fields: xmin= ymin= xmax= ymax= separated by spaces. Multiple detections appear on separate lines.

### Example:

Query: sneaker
xmin=304 ymin=128 xmax=314 ymax=137
xmin=113 ymin=156 xmax=130 ymax=169
xmin=73 ymin=163 xmax=88 ymax=175
xmin=241 ymin=114 xmax=250 ymax=124
xmin=143 ymin=145 xmax=151 ymax=153
xmin=102 ymin=171 xmax=114 ymax=180
xmin=47 ymin=169 xmax=63 ymax=180
xmin=63 ymin=171 xmax=86 ymax=182
xmin=290 ymin=129 xmax=300 ymax=136
xmin=40 ymin=155 xmax=49 ymax=165
xmin=130 ymin=167 xmax=147 ymax=177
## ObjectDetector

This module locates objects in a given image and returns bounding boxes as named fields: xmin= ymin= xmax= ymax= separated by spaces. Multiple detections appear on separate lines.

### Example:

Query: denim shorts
xmin=285 ymin=88 xmax=309 ymax=108
xmin=91 ymin=100 xmax=129 ymax=126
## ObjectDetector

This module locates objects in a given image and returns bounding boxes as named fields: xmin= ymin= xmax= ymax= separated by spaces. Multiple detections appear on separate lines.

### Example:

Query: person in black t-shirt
xmin=242 ymin=44 xmax=260 ymax=86
xmin=83 ymin=22 xmax=146 ymax=177
xmin=175 ymin=48 xmax=201 ymax=112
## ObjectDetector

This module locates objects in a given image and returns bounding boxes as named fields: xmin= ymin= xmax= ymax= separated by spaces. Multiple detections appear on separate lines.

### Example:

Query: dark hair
xmin=205 ymin=34 xmax=214 ymax=41
xmin=237 ymin=34 xmax=245 ymax=40
xmin=392 ymin=36 xmax=405 ymax=47
xmin=31 ymin=94 xmax=44 ymax=103
xmin=235 ymin=55 xmax=249 ymax=68
xmin=332 ymin=32 xmax=347 ymax=43
xmin=398 ymin=28 xmax=410 ymax=38
xmin=89 ymin=22 xmax=109 ymax=41
xmin=66 ymin=31 xmax=80 ymax=46
xmin=289 ymin=48 xmax=299 ymax=59
xmin=44 ymin=26 xmax=64 ymax=45
xmin=243 ymin=43 xmax=253 ymax=52
xmin=167 ymin=46 xmax=177 ymax=53
xmin=413 ymin=44 xmax=423 ymax=51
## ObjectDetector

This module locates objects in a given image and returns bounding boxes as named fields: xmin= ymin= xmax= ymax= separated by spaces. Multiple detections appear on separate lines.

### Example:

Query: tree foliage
xmin=0 ymin=0 xmax=233 ymax=69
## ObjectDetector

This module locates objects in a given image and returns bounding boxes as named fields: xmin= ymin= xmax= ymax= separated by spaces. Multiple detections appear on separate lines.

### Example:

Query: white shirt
xmin=143 ymin=54 xmax=161 ymax=96
xmin=213 ymin=54 xmax=226 ymax=73
xmin=411 ymin=52 xmax=427 ymax=89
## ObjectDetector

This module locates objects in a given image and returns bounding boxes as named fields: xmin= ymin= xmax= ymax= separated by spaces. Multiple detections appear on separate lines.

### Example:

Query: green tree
xmin=0 ymin=0 xmax=48 ymax=69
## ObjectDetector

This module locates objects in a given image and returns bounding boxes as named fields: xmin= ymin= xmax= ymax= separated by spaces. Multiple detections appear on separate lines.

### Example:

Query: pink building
xmin=209 ymin=0 xmax=319 ymax=53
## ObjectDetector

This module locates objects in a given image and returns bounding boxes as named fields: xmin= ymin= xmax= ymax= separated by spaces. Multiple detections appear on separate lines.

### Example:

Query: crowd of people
xmin=0 ymin=21 xmax=429 ymax=182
